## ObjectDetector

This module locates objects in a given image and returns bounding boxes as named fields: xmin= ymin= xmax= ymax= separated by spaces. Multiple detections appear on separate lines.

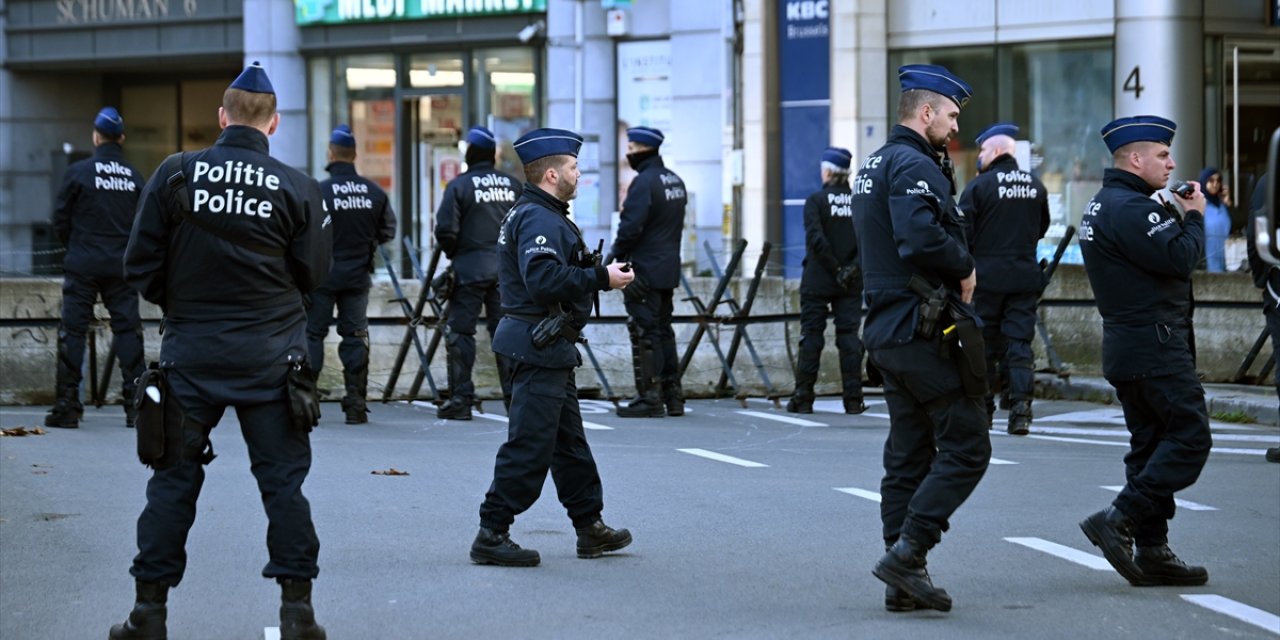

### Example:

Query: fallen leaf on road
xmin=371 ymin=468 xmax=410 ymax=476
xmin=2 ymin=427 xmax=46 ymax=437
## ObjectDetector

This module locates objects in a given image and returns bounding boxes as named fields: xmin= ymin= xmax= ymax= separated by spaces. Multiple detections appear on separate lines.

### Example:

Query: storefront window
xmin=409 ymin=53 xmax=465 ymax=89
xmin=889 ymin=39 xmax=1112 ymax=264
xmin=475 ymin=47 xmax=537 ymax=175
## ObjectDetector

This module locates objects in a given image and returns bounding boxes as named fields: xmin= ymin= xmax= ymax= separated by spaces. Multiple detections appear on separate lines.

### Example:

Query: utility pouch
xmin=134 ymin=363 xmax=177 ymax=468
xmin=948 ymin=305 xmax=989 ymax=399
xmin=286 ymin=362 xmax=321 ymax=432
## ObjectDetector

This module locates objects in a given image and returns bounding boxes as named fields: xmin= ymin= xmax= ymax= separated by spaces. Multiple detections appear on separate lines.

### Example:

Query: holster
xmin=286 ymin=362 xmax=322 ymax=432
xmin=909 ymin=275 xmax=948 ymax=340
xmin=530 ymin=313 xmax=581 ymax=348
xmin=946 ymin=302 xmax=989 ymax=399
xmin=134 ymin=364 xmax=216 ymax=469
xmin=432 ymin=267 xmax=456 ymax=302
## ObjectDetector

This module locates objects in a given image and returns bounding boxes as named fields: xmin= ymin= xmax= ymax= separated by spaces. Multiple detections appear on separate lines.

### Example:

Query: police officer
xmin=45 ymin=106 xmax=146 ymax=429
xmin=306 ymin=123 xmax=396 ymax=425
xmin=113 ymin=63 xmax=330 ymax=639
xmin=787 ymin=146 xmax=865 ymax=415
xmin=1077 ymin=115 xmax=1211 ymax=588
xmin=608 ymin=126 xmax=688 ymax=418
xmin=1245 ymin=175 xmax=1280 ymax=463
xmin=958 ymin=123 xmax=1049 ymax=434
xmin=471 ymin=128 xmax=635 ymax=566
xmin=434 ymin=125 xmax=521 ymax=420
xmin=852 ymin=64 xmax=991 ymax=613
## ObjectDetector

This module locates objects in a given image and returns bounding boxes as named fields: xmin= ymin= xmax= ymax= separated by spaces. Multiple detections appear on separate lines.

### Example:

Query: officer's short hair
xmin=466 ymin=145 xmax=496 ymax=167
xmin=1112 ymin=140 xmax=1160 ymax=165
xmin=94 ymin=129 xmax=123 ymax=144
xmin=523 ymin=154 xmax=569 ymax=184
xmin=821 ymin=161 xmax=850 ymax=177
xmin=329 ymin=143 xmax=356 ymax=162
xmin=897 ymin=89 xmax=947 ymax=123
xmin=222 ymin=88 xmax=277 ymax=127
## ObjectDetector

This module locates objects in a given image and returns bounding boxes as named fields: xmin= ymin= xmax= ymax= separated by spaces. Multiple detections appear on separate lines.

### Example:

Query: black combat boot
xmin=1266 ymin=447 xmax=1279 ymax=463
xmin=663 ymin=379 xmax=685 ymax=417
xmin=575 ymin=519 xmax=633 ymax=559
xmin=787 ymin=346 xmax=819 ymax=414
xmin=843 ymin=396 xmax=867 ymax=414
xmin=279 ymin=579 xmax=326 ymax=639
xmin=438 ymin=345 xmax=473 ymax=420
xmin=618 ymin=349 xmax=665 ymax=418
xmin=470 ymin=527 xmax=540 ymax=566
xmin=1007 ymin=399 xmax=1032 ymax=435
xmin=44 ymin=389 xmax=83 ymax=429
xmin=341 ymin=370 xmax=368 ymax=424
xmin=437 ymin=395 xmax=473 ymax=420
xmin=1134 ymin=544 xmax=1208 ymax=586
xmin=1079 ymin=506 xmax=1144 ymax=585
xmin=882 ymin=543 xmax=929 ymax=612
xmin=873 ymin=536 xmax=952 ymax=612
xmin=108 ymin=580 xmax=168 ymax=639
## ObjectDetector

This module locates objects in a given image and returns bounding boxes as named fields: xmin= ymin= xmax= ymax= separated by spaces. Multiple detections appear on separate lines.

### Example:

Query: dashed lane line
xmin=834 ymin=487 xmax=882 ymax=503
xmin=734 ymin=410 xmax=828 ymax=427
xmin=1180 ymin=595 xmax=1280 ymax=636
xmin=1025 ymin=433 xmax=1271 ymax=456
xmin=423 ymin=403 xmax=613 ymax=431
xmin=677 ymin=448 xmax=768 ymax=468
xmin=989 ymin=457 xmax=1019 ymax=465
xmin=265 ymin=628 xmax=280 ymax=640
xmin=1003 ymin=537 xmax=1111 ymax=571
xmin=1032 ymin=425 xmax=1279 ymax=444
xmin=1099 ymin=486 xmax=1217 ymax=511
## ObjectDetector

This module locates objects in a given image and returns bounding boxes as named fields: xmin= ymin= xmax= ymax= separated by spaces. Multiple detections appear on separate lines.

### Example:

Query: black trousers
xmin=1266 ymin=304 xmax=1280 ymax=402
xmin=478 ymin=363 xmax=604 ymax=530
xmin=797 ymin=292 xmax=864 ymax=399
xmin=624 ymin=289 xmax=678 ymax=387
xmin=445 ymin=279 xmax=503 ymax=400
xmin=57 ymin=272 xmax=145 ymax=396
xmin=1109 ymin=368 xmax=1212 ymax=546
xmin=130 ymin=367 xmax=320 ymax=587
xmin=871 ymin=339 xmax=992 ymax=548
xmin=973 ymin=289 xmax=1038 ymax=401
xmin=305 ymin=286 xmax=370 ymax=379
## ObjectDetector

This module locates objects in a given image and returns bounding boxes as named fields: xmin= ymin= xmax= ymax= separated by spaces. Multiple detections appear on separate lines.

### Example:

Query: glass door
xmin=398 ymin=92 xmax=465 ymax=277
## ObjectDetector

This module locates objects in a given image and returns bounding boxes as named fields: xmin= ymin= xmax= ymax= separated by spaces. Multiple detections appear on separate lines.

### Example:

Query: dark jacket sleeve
xmin=518 ymin=214 xmax=609 ymax=306
xmin=287 ymin=176 xmax=333 ymax=294
xmin=1113 ymin=200 xmax=1204 ymax=280
xmin=957 ymin=181 xmax=979 ymax=251
xmin=124 ymin=155 xmax=179 ymax=309
xmin=610 ymin=174 xmax=653 ymax=260
xmin=52 ymin=169 xmax=79 ymax=247
xmin=377 ymin=197 xmax=398 ymax=245
xmin=434 ymin=180 xmax=462 ymax=256
xmin=803 ymin=191 xmax=839 ymax=273
xmin=888 ymin=157 xmax=974 ymax=280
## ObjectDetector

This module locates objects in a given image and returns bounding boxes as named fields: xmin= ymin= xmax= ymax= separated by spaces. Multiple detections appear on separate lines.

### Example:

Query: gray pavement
xmin=1037 ymin=373 xmax=1280 ymax=427
xmin=1 ymin=393 xmax=1278 ymax=639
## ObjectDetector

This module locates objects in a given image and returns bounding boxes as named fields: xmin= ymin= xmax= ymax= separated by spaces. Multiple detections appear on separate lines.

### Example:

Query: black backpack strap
xmin=166 ymin=156 xmax=286 ymax=258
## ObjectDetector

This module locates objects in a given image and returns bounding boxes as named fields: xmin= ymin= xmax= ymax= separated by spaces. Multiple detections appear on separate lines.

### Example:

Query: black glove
xmin=431 ymin=267 xmax=456 ymax=301
xmin=836 ymin=263 xmax=861 ymax=290
xmin=622 ymin=269 xmax=650 ymax=302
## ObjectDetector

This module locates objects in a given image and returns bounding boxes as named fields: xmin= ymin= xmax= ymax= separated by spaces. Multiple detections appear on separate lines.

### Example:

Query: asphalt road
xmin=2 ymin=393 xmax=1278 ymax=639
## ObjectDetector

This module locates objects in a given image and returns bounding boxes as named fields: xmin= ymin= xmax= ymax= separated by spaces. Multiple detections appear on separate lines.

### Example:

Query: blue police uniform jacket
xmin=958 ymin=154 xmax=1050 ymax=293
xmin=318 ymin=161 xmax=396 ymax=290
xmin=607 ymin=154 xmax=686 ymax=290
xmin=124 ymin=125 xmax=333 ymax=372
xmin=1246 ymin=174 xmax=1280 ymax=307
xmin=1079 ymin=168 xmax=1204 ymax=381
xmin=800 ymin=180 xmax=859 ymax=297
xmin=53 ymin=142 xmax=146 ymax=278
xmin=851 ymin=124 xmax=975 ymax=349
xmin=434 ymin=161 xmax=522 ymax=285
xmin=490 ymin=183 xmax=611 ymax=369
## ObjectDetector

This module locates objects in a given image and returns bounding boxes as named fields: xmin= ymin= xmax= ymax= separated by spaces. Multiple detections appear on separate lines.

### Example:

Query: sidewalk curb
xmin=1035 ymin=374 xmax=1279 ymax=427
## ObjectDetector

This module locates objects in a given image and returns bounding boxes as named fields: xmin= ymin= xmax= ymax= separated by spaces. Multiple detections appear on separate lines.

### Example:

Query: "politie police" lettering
xmin=472 ymin=173 xmax=517 ymax=204
xmin=94 ymin=160 xmax=136 ymax=192
xmin=191 ymin=159 xmax=279 ymax=218
xmin=331 ymin=180 xmax=373 ymax=210
xmin=996 ymin=170 xmax=1039 ymax=199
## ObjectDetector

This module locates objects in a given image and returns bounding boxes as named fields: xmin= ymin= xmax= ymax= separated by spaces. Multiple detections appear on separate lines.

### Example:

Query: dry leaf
xmin=2 ymin=427 xmax=46 ymax=437
xmin=371 ymin=468 xmax=409 ymax=476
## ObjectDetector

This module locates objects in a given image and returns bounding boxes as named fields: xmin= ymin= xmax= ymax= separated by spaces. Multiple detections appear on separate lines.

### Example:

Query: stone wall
xmin=0 ymin=267 xmax=1268 ymax=405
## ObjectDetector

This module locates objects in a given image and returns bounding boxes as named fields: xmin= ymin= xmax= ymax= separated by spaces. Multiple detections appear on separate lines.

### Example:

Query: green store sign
xmin=295 ymin=0 xmax=547 ymax=25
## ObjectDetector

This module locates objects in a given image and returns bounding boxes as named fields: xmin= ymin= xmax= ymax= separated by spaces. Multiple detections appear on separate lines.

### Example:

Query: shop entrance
xmin=398 ymin=91 xmax=465 ymax=275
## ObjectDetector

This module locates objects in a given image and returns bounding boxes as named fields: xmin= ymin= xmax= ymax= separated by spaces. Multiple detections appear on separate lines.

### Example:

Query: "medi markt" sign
xmin=295 ymin=0 xmax=547 ymax=25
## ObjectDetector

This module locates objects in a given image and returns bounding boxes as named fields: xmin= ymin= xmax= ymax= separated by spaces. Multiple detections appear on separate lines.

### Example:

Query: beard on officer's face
xmin=555 ymin=171 xmax=578 ymax=201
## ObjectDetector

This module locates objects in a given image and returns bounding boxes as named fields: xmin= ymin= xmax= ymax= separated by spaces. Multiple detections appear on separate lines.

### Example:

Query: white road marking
xmin=735 ymin=410 xmax=827 ymax=427
xmin=865 ymin=413 xmax=892 ymax=420
xmin=1039 ymin=410 xmax=1271 ymax=432
xmin=812 ymin=399 xmax=886 ymax=414
xmin=472 ymin=412 xmax=612 ymax=431
xmin=677 ymin=448 xmax=768 ymax=468
xmin=834 ymin=487 xmax=882 ymax=503
xmin=1180 ymin=595 xmax=1280 ymax=635
xmin=1031 ymin=425 xmax=1278 ymax=444
xmin=265 ymin=628 xmax=281 ymax=640
xmin=1004 ymin=537 xmax=1112 ymax=571
xmin=1027 ymin=434 xmax=1270 ymax=456
xmin=989 ymin=457 xmax=1019 ymax=465
xmin=1099 ymin=486 xmax=1217 ymax=511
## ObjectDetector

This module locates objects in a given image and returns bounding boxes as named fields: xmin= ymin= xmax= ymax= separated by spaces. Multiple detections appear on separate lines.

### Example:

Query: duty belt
xmin=508 ymin=313 xmax=583 ymax=344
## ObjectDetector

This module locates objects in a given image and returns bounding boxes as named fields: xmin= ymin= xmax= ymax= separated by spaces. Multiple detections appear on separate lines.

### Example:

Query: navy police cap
xmin=898 ymin=64 xmax=972 ymax=109
xmin=230 ymin=61 xmax=275 ymax=95
xmin=626 ymin=126 xmax=664 ymax=147
xmin=821 ymin=146 xmax=852 ymax=170
xmin=975 ymin=122 xmax=1018 ymax=146
xmin=1100 ymin=115 xmax=1177 ymax=153
xmin=465 ymin=126 xmax=497 ymax=150
xmin=330 ymin=124 xmax=355 ymax=148
xmin=94 ymin=106 xmax=124 ymax=136
xmin=513 ymin=128 xmax=584 ymax=164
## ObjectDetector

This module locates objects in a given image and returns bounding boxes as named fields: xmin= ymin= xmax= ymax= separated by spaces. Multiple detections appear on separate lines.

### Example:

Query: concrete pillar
xmin=830 ymin=0 xmax=888 ymax=162
xmin=1114 ymin=0 xmax=1204 ymax=173
xmin=244 ymin=0 xmax=307 ymax=171
xmin=741 ymin=0 xmax=774 ymax=262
